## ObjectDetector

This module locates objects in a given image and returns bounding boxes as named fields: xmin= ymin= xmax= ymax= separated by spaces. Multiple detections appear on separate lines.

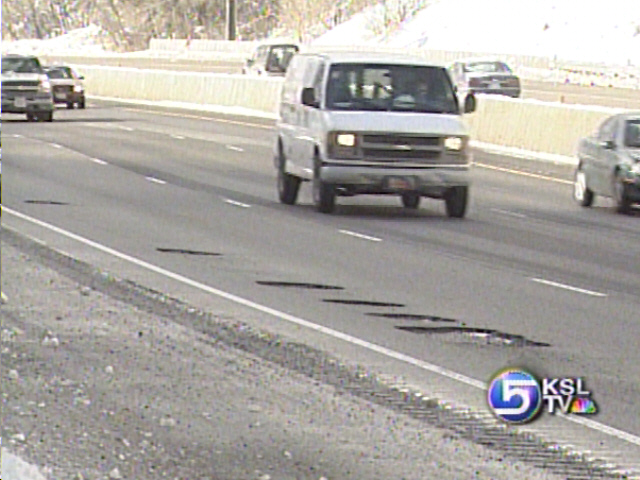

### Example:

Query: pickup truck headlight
xmin=328 ymin=132 xmax=360 ymax=158
xmin=444 ymin=136 xmax=465 ymax=151
xmin=73 ymin=84 xmax=84 ymax=93
xmin=39 ymin=76 xmax=51 ymax=93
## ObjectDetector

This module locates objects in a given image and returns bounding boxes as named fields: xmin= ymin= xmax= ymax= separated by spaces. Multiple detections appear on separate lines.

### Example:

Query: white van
xmin=274 ymin=51 xmax=477 ymax=216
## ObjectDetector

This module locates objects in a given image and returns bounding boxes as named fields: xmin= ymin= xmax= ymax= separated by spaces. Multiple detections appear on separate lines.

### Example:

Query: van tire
xmin=444 ymin=186 xmax=468 ymax=218
xmin=401 ymin=193 xmax=421 ymax=209
xmin=312 ymin=158 xmax=335 ymax=214
xmin=277 ymin=151 xmax=301 ymax=205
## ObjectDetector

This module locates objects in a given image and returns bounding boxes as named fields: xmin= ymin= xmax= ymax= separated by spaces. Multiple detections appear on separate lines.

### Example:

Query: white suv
xmin=274 ymin=51 xmax=476 ymax=217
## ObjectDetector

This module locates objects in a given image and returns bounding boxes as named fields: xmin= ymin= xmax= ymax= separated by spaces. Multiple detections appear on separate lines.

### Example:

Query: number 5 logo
xmin=494 ymin=378 xmax=538 ymax=415
xmin=488 ymin=369 xmax=542 ymax=424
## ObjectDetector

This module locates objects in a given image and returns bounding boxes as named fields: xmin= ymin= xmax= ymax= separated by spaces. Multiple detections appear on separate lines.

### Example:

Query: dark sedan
xmin=573 ymin=112 xmax=640 ymax=213
xmin=43 ymin=65 xmax=86 ymax=109
xmin=447 ymin=58 xmax=521 ymax=98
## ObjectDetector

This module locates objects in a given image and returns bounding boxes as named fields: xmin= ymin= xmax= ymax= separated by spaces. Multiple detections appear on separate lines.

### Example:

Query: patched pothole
xmin=256 ymin=281 xmax=344 ymax=290
xmin=394 ymin=326 xmax=550 ymax=347
xmin=323 ymin=299 xmax=405 ymax=307
xmin=366 ymin=313 xmax=458 ymax=323
xmin=24 ymin=200 xmax=69 ymax=205
xmin=156 ymin=248 xmax=221 ymax=256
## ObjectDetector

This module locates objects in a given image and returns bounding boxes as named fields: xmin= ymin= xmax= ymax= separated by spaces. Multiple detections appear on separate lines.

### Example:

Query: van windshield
xmin=325 ymin=63 xmax=459 ymax=114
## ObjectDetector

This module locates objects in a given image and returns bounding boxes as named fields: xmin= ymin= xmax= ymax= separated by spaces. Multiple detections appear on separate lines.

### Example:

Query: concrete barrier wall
xmin=149 ymin=39 xmax=259 ymax=54
xmin=80 ymin=65 xmax=628 ymax=160
xmin=80 ymin=66 xmax=283 ymax=113
xmin=465 ymin=96 xmax=622 ymax=158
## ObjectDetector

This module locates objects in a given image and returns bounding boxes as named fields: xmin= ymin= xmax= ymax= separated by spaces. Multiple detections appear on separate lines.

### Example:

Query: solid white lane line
xmin=145 ymin=177 xmax=166 ymax=185
xmin=89 ymin=158 xmax=108 ymax=165
xmin=226 ymin=145 xmax=244 ymax=152
xmin=223 ymin=199 xmax=251 ymax=208
xmin=51 ymin=143 xmax=63 ymax=149
xmin=339 ymin=230 xmax=382 ymax=242
xmin=118 ymin=126 xmax=134 ymax=132
xmin=490 ymin=208 xmax=527 ymax=218
xmin=122 ymin=107 xmax=274 ymax=129
xmin=475 ymin=162 xmax=573 ymax=185
xmin=171 ymin=134 xmax=185 ymax=140
xmin=3 ymin=207 xmax=639 ymax=450
xmin=531 ymin=278 xmax=607 ymax=297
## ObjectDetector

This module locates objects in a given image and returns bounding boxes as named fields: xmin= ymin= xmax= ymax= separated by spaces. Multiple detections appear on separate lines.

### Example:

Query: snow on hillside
xmin=1 ymin=25 xmax=115 ymax=56
xmin=312 ymin=0 xmax=640 ymax=66
xmin=1 ymin=0 xmax=639 ymax=68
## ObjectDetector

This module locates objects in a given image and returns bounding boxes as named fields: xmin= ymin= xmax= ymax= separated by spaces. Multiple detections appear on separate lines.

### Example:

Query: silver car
xmin=573 ymin=112 xmax=640 ymax=213
xmin=447 ymin=58 xmax=521 ymax=99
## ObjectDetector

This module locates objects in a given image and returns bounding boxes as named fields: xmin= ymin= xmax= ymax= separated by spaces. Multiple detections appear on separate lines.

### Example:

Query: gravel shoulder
xmin=1 ymin=233 xmax=564 ymax=480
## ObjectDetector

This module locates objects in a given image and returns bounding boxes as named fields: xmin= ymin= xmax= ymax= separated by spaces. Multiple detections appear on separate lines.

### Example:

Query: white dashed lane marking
xmin=531 ymin=278 xmax=607 ymax=297
xmin=490 ymin=208 xmax=527 ymax=218
xmin=223 ymin=199 xmax=251 ymax=208
xmin=339 ymin=230 xmax=382 ymax=242
xmin=145 ymin=177 xmax=166 ymax=185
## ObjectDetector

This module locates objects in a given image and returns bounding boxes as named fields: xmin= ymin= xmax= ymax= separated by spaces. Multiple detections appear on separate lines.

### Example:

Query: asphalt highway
xmin=39 ymin=54 xmax=640 ymax=110
xmin=2 ymin=101 xmax=640 ymax=475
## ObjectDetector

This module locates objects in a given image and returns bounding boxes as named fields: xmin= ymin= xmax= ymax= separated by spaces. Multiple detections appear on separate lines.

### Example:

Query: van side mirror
xmin=301 ymin=87 xmax=318 ymax=107
xmin=246 ymin=58 xmax=255 ymax=67
xmin=601 ymin=140 xmax=616 ymax=150
xmin=463 ymin=93 xmax=476 ymax=113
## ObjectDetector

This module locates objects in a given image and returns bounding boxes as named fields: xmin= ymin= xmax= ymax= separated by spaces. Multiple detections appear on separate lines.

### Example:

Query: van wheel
xmin=277 ymin=150 xmax=301 ymax=205
xmin=444 ymin=186 xmax=468 ymax=218
xmin=66 ymin=102 xmax=75 ymax=109
xmin=401 ymin=193 xmax=421 ymax=209
xmin=26 ymin=113 xmax=35 ymax=122
xmin=312 ymin=158 xmax=335 ymax=214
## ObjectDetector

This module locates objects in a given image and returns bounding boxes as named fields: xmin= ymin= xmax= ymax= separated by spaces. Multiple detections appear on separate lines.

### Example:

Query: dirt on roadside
xmin=1 ymin=236 xmax=564 ymax=480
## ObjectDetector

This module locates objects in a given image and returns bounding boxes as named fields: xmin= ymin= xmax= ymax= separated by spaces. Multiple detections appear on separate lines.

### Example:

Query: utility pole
xmin=226 ymin=0 xmax=237 ymax=40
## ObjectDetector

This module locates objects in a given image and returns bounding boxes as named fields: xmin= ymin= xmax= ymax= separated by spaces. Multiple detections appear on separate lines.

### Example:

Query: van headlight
xmin=444 ymin=136 xmax=464 ymax=151
xmin=329 ymin=132 xmax=360 ymax=158
xmin=73 ymin=84 xmax=84 ymax=93
xmin=630 ymin=162 xmax=640 ymax=176
xmin=336 ymin=133 xmax=356 ymax=147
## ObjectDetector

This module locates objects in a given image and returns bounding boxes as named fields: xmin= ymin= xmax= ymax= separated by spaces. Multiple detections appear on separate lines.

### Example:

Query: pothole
xmin=366 ymin=313 xmax=458 ymax=323
xmin=24 ymin=200 xmax=69 ymax=205
xmin=323 ymin=299 xmax=405 ymax=307
xmin=156 ymin=248 xmax=221 ymax=256
xmin=256 ymin=281 xmax=344 ymax=290
xmin=394 ymin=326 xmax=550 ymax=347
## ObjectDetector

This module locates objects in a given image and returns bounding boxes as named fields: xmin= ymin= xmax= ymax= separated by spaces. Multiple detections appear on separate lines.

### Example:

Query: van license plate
xmin=386 ymin=177 xmax=415 ymax=190
xmin=14 ymin=97 xmax=27 ymax=108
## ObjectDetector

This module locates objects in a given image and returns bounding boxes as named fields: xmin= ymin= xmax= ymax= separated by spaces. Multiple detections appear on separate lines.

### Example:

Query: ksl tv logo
xmin=487 ymin=368 xmax=598 ymax=424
